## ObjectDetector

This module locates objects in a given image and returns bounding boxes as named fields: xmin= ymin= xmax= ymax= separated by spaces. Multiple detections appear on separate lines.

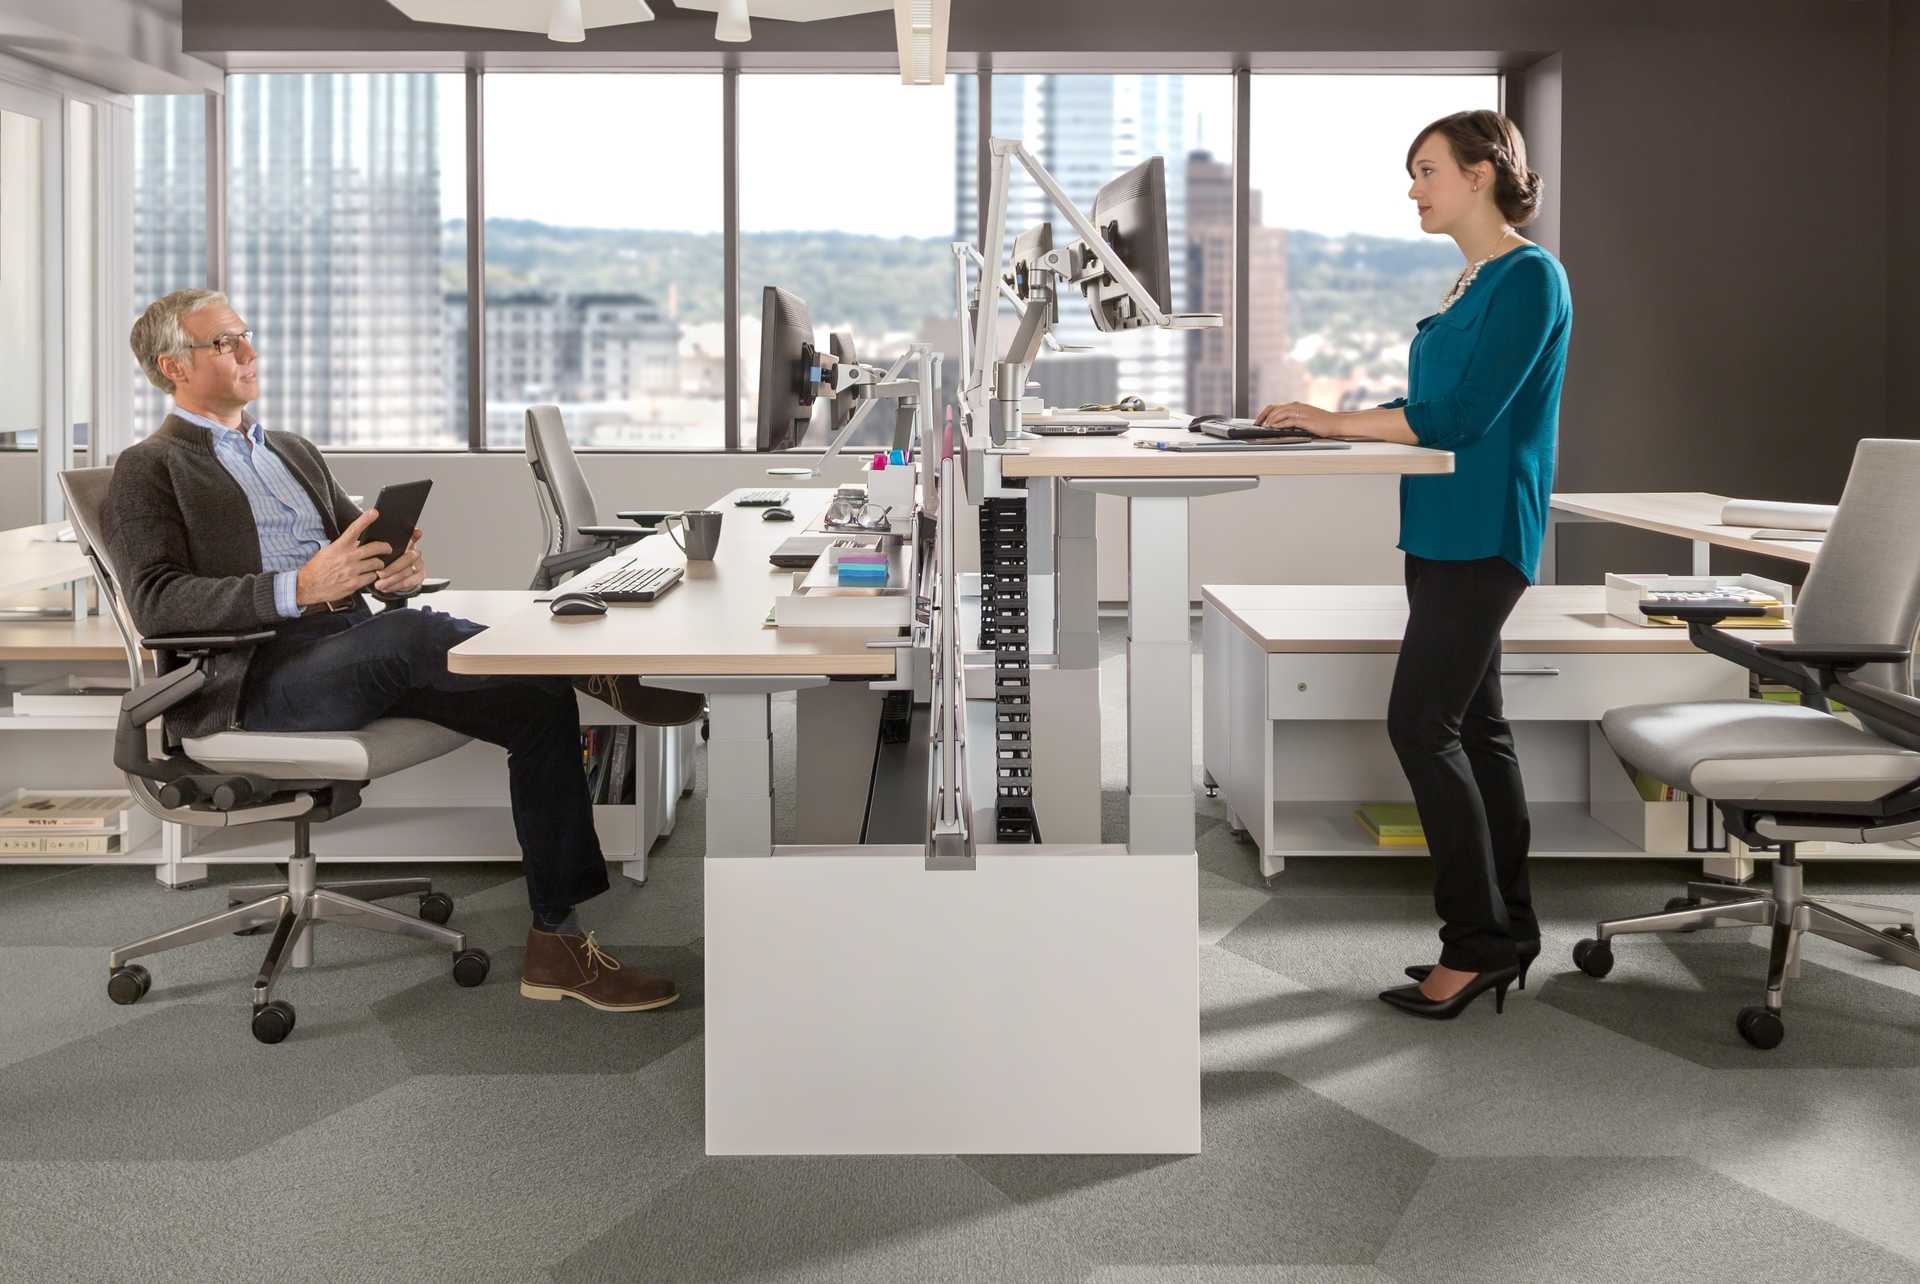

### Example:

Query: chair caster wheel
xmin=107 ymin=964 xmax=151 ymax=1005
xmin=251 ymin=1000 xmax=296 ymax=1044
xmin=1665 ymin=896 xmax=1702 ymax=931
xmin=1882 ymin=926 xmax=1919 ymax=949
xmin=1736 ymin=1005 xmax=1784 ymax=1050
xmin=1572 ymin=938 xmax=1614 ymax=978
xmin=419 ymin=892 xmax=454 ymax=925
xmin=700 ymin=715 xmax=710 ymax=742
xmin=452 ymin=948 xmax=490 ymax=988
xmin=1204 ymin=786 xmax=1219 ymax=798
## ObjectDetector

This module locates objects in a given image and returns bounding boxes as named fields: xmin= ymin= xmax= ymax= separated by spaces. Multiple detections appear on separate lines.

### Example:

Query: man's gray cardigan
xmin=100 ymin=414 xmax=362 ymax=739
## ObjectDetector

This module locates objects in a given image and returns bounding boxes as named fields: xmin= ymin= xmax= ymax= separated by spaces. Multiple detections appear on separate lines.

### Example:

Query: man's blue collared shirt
xmin=172 ymin=405 xmax=325 ymax=620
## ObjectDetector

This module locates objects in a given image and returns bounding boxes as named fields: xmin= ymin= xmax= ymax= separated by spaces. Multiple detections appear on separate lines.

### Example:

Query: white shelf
xmin=0 ymin=688 xmax=117 ymax=732
xmin=186 ymin=804 xmax=636 ymax=864
xmin=1268 ymin=801 xmax=1644 ymax=859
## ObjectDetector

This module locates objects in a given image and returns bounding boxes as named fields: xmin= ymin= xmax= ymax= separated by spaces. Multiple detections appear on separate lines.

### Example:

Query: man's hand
xmin=295 ymin=509 xmax=390 ymax=606
xmin=1254 ymin=401 xmax=1343 ymax=437
xmin=373 ymin=528 xmax=427 ymax=595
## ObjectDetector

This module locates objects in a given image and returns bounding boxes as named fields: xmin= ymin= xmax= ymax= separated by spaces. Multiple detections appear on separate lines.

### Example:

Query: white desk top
xmin=0 ymin=523 xmax=92 ymax=596
xmin=1551 ymin=492 xmax=1821 ymax=565
xmin=996 ymin=428 xmax=1453 ymax=479
xmin=448 ymin=489 xmax=898 ymax=678
xmin=1202 ymin=583 xmax=1790 ymax=654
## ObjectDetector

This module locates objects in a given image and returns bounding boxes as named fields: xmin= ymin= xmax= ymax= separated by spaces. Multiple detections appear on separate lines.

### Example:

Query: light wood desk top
xmin=996 ymin=429 xmax=1453 ymax=479
xmin=448 ymin=489 xmax=898 ymax=678
xmin=0 ymin=523 xmax=92 ymax=596
xmin=1551 ymin=492 xmax=1821 ymax=565
xmin=1202 ymin=583 xmax=1791 ymax=654
xmin=0 ymin=611 xmax=128 ymax=662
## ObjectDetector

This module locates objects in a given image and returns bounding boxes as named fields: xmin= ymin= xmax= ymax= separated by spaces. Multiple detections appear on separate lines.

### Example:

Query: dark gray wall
xmin=185 ymin=0 xmax=1907 ymax=583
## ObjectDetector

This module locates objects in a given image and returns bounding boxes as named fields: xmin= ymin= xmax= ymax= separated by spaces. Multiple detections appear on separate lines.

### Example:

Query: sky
xmin=445 ymin=72 xmax=1501 ymax=242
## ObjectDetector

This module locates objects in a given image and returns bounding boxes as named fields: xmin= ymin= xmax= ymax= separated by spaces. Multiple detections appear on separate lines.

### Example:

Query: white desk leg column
xmin=1030 ymin=478 xmax=1102 ymax=843
xmin=1692 ymin=539 xmax=1712 ymax=576
xmin=1070 ymin=477 xmax=1257 ymax=855
xmin=649 ymin=676 xmax=828 ymax=858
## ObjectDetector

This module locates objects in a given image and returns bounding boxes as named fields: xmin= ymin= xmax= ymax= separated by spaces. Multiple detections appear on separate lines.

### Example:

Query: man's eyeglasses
xmin=186 ymin=330 xmax=254 ymax=358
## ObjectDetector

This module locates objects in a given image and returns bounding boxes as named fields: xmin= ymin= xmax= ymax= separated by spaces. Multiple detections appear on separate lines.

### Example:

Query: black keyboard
xmin=578 ymin=563 xmax=683 ymax=602
xmin=734 ymin=489 xmax=791 ymax=507
xmin=1190 ymin=415 xmax=1314 ymax=442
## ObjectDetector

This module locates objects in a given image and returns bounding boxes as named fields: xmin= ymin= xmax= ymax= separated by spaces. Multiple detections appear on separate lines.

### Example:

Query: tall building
xmin=954 ymin=74 xmax=1196 ymax=411
xmin=1186 ymin=148 xmax=1301 ymax=415
xmin=224 ymin=74 xmax=454 ymax=448
xmin=130 ymin=95 xmax=209 ymax=434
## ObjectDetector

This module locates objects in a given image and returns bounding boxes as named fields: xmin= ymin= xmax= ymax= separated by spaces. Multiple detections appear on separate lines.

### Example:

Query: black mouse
xmin=549 ymin=591 xmax=608 ymax=618
xmin=762 ymin=506 xmax=795 ymax=522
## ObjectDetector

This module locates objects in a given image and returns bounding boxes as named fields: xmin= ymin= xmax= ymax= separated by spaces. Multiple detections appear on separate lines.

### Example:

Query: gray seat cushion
xmin=183 ymin=718 xmax=470 ymax=781
xmin=1602 ymin=700 xmax=1920 ymax=803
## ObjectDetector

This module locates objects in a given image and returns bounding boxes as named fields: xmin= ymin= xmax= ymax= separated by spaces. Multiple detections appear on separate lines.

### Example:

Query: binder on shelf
xmin=1353 ymin=802 xmax=1425 ymax=848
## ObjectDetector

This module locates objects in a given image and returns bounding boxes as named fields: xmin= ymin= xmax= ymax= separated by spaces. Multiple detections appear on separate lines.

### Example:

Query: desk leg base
xmin=704 ymin=845 xmax=1201 ymax=1155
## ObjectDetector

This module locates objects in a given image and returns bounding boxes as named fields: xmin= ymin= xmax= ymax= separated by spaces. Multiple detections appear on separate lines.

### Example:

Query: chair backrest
xmin=525 ymin=405 xmax=600 ymax=560
xmin=58 ymin=466 xmax=149 ymax=686
xmin=1793 ymin=438 xmax=1920 ymax=749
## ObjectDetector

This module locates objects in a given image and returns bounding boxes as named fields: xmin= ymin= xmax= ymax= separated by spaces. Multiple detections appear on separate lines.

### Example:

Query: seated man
xmin=106 ymin=288 xmax=698 ymax=1014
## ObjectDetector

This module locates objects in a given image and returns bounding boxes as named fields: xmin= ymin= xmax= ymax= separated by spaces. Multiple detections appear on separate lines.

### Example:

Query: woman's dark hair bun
xmin=1407 ymin=109 xmax=1543 ymax=227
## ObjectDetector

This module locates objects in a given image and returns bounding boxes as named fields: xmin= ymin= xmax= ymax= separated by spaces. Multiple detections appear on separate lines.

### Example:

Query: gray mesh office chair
xmin=525 ymin=404 xmax=674 ymax=590
xmin=1574 ymin=439 xmax=1920 ymax=1049
xmin=61 ymin=467 xmax=490 ymax=1045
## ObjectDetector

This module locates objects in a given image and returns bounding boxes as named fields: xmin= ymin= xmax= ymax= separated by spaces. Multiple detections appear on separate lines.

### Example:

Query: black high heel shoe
xmin=1404 ymin=939 xmax=1540 ymax=990
xmin=1378 ymin=963 xmax=1522 ymax=1020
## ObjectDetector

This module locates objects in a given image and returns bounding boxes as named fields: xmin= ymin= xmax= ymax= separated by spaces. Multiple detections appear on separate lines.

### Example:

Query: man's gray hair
xmin=130 ymin=289 xmax=229 ymax=394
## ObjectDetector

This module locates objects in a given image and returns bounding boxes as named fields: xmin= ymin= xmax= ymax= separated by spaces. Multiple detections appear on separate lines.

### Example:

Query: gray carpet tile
xmin=961 ymin=1072 xmax=1434 ymax=1268
xmin=1197 ymin=945 xmax=1714 ymax=1160
xmin=0 ymin=999 xmax=413 ymax=1161
xmin=1199 ymin=870 xmax=1274 ymax=946
xmin=1535 ymin=939 xmax=1920 ymax=1068
xmin=554 ymin=1153 xmax=1089 ymax=1284
xmin=1375 ymin=1156 xmax=1920 ymax=1284
xmin=1087 ymin=1270 xmax=1400 ymax=1284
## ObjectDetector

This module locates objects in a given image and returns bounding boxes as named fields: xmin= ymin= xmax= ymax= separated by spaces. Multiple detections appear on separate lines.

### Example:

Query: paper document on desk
xmin=27 ymin=526 xmax=76 ymax=543
xmin=1721 ymin=499 xmax=1836 ymax=531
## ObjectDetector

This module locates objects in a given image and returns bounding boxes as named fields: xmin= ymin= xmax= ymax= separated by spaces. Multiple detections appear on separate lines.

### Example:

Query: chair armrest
xmin=577 ymin=525 xmax=650 ymax=543
xmin=1637 ymin=600 xmax=1772 ymax=623
xmin=1752 ymin=641 xmax=1911 ymax=669
xmin=1830 ymin=675 xmax=1920 ymax=740
xmin=371 ymin=577 xmax=451 ymax=608
xmin=1666 ymin=617 xmax=1826 ymax=706
xmin=616 ymin=510 xmax=673 ymax=527
xmin=141 ymin=630 xmax=278 ymax=653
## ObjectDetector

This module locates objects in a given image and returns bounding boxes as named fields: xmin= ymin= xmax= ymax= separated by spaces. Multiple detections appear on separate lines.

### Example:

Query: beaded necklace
xmin=1438 ymin=231 xmax=1522 ymax=314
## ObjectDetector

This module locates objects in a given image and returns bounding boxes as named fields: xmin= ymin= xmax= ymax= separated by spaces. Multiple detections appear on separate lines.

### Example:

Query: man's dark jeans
xmin=237 ymin=606 xmax=610 ymax=919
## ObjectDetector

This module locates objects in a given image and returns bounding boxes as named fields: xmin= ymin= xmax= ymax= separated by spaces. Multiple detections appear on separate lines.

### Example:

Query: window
xmin=130 ymin=93 xmax=208 ymax=439
xmin=483 ymin=74 xmax=723 ymax=450
xmin=737 ymin=74 xmax=975 ymax=450
xmin=1248 ymin=75 xmax=1502 ymax=413
xmin=982 ymin=74 xmax=1234 ymax=416
xmin=225 ymin=73 xmax=467 ymax=449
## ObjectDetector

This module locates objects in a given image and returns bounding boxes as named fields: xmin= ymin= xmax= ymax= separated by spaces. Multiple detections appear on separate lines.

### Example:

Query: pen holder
xmin=865 ymin=461 xmax=915 ymax=522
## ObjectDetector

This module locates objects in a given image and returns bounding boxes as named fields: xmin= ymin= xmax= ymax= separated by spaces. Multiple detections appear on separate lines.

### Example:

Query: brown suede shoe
xmin=520 ymin=927 xmax=680 ymax=1012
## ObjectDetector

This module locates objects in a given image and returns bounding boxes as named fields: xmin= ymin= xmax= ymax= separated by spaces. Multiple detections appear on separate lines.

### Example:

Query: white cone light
xmin=547 ymin=0 xmax=586 ymax=41
xmin=715 ymin=0 xmax=751 ymax=42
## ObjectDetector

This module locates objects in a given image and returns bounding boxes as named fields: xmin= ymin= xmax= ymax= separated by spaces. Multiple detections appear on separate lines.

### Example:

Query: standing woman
xmin=1255 ymin=110 xmax=1572 ymax=1019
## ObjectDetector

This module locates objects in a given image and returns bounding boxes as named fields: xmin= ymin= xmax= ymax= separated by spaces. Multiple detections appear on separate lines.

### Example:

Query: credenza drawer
xmin=1266 ymin=650 xmax=1744 ymax=721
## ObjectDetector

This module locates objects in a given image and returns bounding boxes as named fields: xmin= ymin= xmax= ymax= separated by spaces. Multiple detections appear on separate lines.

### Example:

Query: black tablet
xmin=359 ymin=480 xmax=433 ymax=566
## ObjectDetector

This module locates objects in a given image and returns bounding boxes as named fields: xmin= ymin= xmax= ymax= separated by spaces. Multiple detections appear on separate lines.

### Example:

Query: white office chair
xmin=525 ymin=404 xmax=674 ymax=590
xmin=61 ymin=467 xmax=490 ymax=1045
xmin=1574 ymin=439 xmax=1920 ymax=1049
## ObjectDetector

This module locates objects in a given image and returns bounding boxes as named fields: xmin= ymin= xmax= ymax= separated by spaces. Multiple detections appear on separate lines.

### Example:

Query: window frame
xmin=164 ymin=62 xmax=1509 ymax=453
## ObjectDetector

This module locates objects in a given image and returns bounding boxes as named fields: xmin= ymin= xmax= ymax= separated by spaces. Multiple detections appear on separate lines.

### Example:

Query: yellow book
xmin=1354 ymin=803 xmax=1425 ymax=847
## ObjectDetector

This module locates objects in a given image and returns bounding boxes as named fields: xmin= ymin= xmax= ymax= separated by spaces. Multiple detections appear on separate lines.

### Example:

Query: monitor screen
xmin=1083 ymin=157 xmax=1172 ymax=333
xmin=755 ymin=285 xmax=818 ymax=453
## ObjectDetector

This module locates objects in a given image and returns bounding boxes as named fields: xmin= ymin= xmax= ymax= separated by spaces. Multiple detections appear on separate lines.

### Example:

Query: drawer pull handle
xmin=1500 ymin=666 xmax=1562 ymax=677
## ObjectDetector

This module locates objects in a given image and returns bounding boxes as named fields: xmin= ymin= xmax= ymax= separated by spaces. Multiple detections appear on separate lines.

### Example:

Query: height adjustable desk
xmin=451 ymin=447 xmax=1449 ymax=1156
xmin=1543 ymin=492 xmax=1822 ymax=582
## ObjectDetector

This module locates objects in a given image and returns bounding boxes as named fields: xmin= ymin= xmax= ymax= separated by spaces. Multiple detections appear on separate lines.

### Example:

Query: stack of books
xmin=0 ymin=790 xmax=155 ymax=855
xmin=1353 ymin=803 xmax=1426 ymax=848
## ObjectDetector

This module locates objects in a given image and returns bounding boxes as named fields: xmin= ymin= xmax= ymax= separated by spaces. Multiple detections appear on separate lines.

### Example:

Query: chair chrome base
xmin=105 ymin=824 xmax=489 ymax=1041
xmin=1574 ymin=852 xmax=1920 ymax=1048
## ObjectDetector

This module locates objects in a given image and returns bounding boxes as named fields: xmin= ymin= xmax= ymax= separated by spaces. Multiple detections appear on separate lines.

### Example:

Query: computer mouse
xmin=762 ymin=506 xmax=795 ymax=522
xmin=549 ymin=591 xmax=608 ymax=618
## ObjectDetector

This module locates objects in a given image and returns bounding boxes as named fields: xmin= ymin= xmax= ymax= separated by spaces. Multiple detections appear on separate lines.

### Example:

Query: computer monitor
xmin=1007 ymin=221 xmax=1054 ymax=303
xmin=829 ymin=331 xmax=858 ymax=435
xmin=1083 ymin=157 xmax=1172 ymax=333
xmin=755 ymin=285 xmax=819 ymax=453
